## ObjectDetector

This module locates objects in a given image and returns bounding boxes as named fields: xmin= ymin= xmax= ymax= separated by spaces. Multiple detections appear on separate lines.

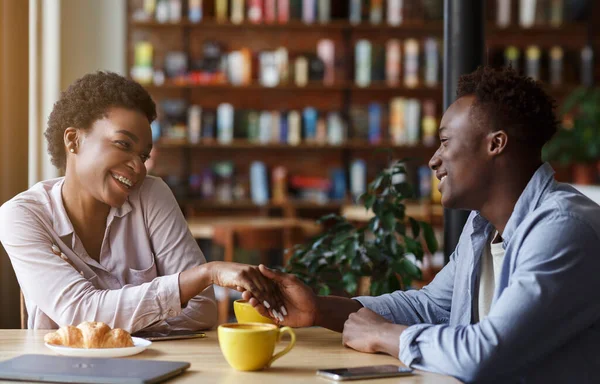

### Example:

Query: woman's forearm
xmin=178 ymin=263 xmax=214 ymax=305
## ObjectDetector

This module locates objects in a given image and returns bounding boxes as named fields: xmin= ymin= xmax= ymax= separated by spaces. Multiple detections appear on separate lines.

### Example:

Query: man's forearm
xmin=314 ymin=296 xmax=363 ymax=332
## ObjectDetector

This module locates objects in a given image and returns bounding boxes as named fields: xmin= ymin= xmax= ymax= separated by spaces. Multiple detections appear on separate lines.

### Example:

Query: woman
xmin=0 ymin=72 xmax=283 ymax=331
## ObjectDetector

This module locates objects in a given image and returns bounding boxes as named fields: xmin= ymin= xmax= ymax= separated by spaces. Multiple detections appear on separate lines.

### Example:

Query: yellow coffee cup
xmin=218 ymin=323 xmax=296 ymax=371
xmin=234 ymin=299 xmax=275 ymax=324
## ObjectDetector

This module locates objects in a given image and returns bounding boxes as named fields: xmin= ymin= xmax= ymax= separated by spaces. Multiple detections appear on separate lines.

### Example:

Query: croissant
xmin=44 ymin=321 xmax=134 ymax=348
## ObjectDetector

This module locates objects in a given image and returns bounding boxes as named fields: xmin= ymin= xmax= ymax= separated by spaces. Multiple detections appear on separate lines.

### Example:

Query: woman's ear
xmin=488 ymin=130 xmax=508 ymax=156
xmin=64 ymin=127 xmax=79 ymax=154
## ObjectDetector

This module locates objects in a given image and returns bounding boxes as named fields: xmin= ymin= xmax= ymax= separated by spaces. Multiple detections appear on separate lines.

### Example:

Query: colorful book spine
xmin=368 ymin=103 xmax=382 ymax=144
xmin=217 ymin=103 xmax=234 ymax=144
xmin=215 ymin=0 xmax=228 ymax=23
xmin=327 ymin=112 xmax=344 ymax=145
xmin=371 ymin=43 xmax=386 ymax=82
xmin=276 ymin=47 xmax=289 ymax=84
xmin=317 ymin=39 xmax=335 ymax=86
xmin=496 ymin=0 xmax=511 ymax=27
xmin=187 ymin=105 xmax=202 ymax=144
xmin=386 ymin=39 xmax=401 ymax=86
xmin=271 ymin=166 xmax=288 ymax=203
xmin=303 ymin=107 xmax=318 ymax=142
xmin=277 ymin=0 xmax=289 ymax=23
xmin=549 ymin=0 xmax=563 ymax=27
xmin=250 ymin=161 xmax=269 ymax=205
xmin=318 ymin=0 xmax=330 ymax=24
xmin=264 ymin=0 xmax=276 ymax=23
xmin=330 ymin=168 xmax=347 ymax=200
xmin=581 ymin=45 xmax=594 ymax=87
xmin=202 ymin=111 xmax=215 ymax=141
xmin=418 ymin=166 xmax=432 ymax=200
xmin=370 ymin=0 xmax=383 ymax=24
xmin=519 ymin=0 xmax=536 ymax=28
xmin=405 ymin=99 xmax=421 ymax=145
xmin=424 ymin=38 xmax=439 ymax=87
xmin=231 ymin=0 xmax=244 ymax=24
xmin=349 ymin=0 xmax=361 ymax=25
xmin=247 ymin=111 xmax=260 ymax=142
xmin=258 ymin=111 xmax=272 ymax=144
xmin=279 ymin=112 xmax=288 ymax=143
xmin=355 ymin=39 xmax=372 ymax=87
xmin=390 ymin=97 xmax=406 ymax=145
xmin=404 ymin=39 xmax=419 ymax=88
xmin=421 ymin=100 xmax=437 ymax=147
xmin=294 ymin=56 xmax=308 ymax=86
xmin=188 ymin=0 xmax=203 ymax=23
xmin=387 ymin=0 xmax=403 ymax=26
xmin=349 ymin=159 xmax=367 ymax=201
xmin=549 ymin=46 xmax=563 ymax=86
xmin=270 ymin=111 xmax=281 ymax=143
xmin=504 ymin=46 xmax=521 ymax=72
xmin=287 ymin=110 xmax=301 ymax=145
xmin=316 ymin=117 xmax=327 ymax=144
xmin=248 ymin=0 xmax=263 ymax=23
xmin=302 ymin=0 xmax=315 ymax=24
xmin=525 ymin=45 xmax=541 ymax=81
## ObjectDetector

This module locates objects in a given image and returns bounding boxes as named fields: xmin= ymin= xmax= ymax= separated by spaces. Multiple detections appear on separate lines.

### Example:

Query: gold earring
xmin=70 ymin=148 xmax=75 ymax=153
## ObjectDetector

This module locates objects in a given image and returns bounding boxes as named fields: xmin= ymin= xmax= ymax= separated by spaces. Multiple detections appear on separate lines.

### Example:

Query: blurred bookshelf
xmin=127 ymin=0 xmax=599 ymax=223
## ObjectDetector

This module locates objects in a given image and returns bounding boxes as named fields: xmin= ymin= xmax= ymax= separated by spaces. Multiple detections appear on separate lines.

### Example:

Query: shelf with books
xmin=144 ymin=82 xmax=348 ymax=91
xmin=144 ymin=81 xmax=441 ymax=96
xmin=127 ymin=0 xmax=598 ymax=220
xmin=154 ymin=138 xmax=437 ymax=153
xmin=185 ymin=198 xmax=347 ymax=210
xmin=130 ymin=19 xmax=443 ymax=34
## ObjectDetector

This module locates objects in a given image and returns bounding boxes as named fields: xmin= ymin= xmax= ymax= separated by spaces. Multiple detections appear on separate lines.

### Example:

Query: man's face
xmin=428 ymin=95 xmax=493 ymax=210
xmin=72 ymin=107 xmax=153 ymax=208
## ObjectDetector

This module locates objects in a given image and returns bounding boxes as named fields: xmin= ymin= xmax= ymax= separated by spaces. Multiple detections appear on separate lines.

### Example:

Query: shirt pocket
xmin=126 ymin=255 xmax=158 ymax=285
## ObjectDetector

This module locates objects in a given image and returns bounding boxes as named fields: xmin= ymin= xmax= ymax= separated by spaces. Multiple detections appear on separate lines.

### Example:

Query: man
xmin=248 ymin=66 xmax=600 ymax=383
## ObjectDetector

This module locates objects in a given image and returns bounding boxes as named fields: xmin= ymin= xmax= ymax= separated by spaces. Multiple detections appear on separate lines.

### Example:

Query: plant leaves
xmin=342 ymin=273 xmax=358 ymax=295
xmin=421 ymin=222 xmax=439 ymax=253
xmin=318 ymin=284 xmax=331 ymax=296
xmin=409 ymin=217 xmax=420 ymax=238
xmin=363 ymin=194 xmax=376 ymax=210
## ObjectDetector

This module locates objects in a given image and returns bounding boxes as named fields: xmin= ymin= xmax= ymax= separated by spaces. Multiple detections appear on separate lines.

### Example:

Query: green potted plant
xmin=284 ymin=160 xmax=439 ymax=297
xmin=543 ymin=87 xmax=600 ymax=184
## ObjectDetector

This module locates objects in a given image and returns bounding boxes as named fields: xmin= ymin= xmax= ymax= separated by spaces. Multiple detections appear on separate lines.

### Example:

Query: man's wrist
xmin=375 ymin=323 xmax=405 ymax=357
xmin=313 ymin=295 xmax=325 ymax=327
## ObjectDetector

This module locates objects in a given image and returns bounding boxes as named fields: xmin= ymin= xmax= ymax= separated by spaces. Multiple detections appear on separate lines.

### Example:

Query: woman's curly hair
xmin=457 ymin=66 xmax=559 ymax=152
xmin=45 ymin=71 xmax=156 ymax=170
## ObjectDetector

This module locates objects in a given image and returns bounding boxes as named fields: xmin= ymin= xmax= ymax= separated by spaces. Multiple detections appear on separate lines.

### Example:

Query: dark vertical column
xmin=442 ymin=0 xmax=485 ymax=262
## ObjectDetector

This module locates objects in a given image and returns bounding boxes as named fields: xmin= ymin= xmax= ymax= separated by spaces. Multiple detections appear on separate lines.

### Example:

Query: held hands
xmin=210 ymin=262 xmax=287 ymax=320
xmin=241 ymin=264 xmax=318 ymax=328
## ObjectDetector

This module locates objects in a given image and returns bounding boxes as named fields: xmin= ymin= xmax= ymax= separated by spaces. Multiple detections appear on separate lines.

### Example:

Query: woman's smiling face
xmin=67 ymin=107 xmax=153 ymax=208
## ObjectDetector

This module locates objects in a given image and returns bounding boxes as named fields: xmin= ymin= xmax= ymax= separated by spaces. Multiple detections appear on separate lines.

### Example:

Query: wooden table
xmin=0 ymin=328 xmax=460 ymax=384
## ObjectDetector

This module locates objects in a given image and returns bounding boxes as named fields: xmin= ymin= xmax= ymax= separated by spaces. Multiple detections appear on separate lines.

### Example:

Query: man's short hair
xmin=457 ymin=66 xmax=559 ymax=152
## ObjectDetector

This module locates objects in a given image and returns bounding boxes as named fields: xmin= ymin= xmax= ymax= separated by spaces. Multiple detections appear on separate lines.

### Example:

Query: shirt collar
xmin=50 ymin=178 xmax=74 ymax=237
xmin=50 ymin=178 xmax=133 ymax=237
xmin=469 ymin=162 xmax=555 ymax=247
xmin=502 ymin=162 xmax=555 ymax=246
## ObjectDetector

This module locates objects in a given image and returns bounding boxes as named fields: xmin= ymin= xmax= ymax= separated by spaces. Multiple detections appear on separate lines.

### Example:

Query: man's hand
xmin=342 ymin=307 xmax=407 ymax=357
xmin=242 ymin=265 xmax=318 ymax=327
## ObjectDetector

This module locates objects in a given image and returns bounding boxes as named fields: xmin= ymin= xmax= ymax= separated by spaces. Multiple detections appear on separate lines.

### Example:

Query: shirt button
xmin=168 ymin=309 xmax=175 ymax=316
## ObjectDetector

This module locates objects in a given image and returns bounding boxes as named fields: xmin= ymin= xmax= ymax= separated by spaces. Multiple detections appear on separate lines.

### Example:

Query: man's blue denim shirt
xmin=356 ymin=163 xmax=600 ymax=383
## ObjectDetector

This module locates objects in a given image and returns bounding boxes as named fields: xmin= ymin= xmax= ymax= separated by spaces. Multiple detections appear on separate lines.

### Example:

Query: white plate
xmin=45 ymin=337 xmax=152 ymax=358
